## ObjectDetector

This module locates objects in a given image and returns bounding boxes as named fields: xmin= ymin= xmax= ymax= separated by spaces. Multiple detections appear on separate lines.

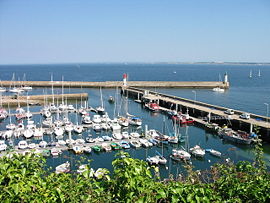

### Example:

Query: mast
xmin=51 ymin=74 xmax=55 ymax=104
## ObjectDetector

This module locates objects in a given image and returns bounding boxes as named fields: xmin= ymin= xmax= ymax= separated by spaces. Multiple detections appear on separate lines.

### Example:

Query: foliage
xmin=0 ymin=142 xmax=270 ymax=202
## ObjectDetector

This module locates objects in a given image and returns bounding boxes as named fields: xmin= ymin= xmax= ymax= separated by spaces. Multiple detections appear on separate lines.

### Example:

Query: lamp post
xmin=264 ymin=103 xmax=269 ymax=123
xmin=192 ymin=90 xmax=196 ymax=103
xmin=192 ymin=90 xmax=196 ymax=114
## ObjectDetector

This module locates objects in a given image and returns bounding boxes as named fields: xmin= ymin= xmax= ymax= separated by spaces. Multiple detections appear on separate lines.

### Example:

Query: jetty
xmin=122 ymin=87 xmax=270 ymax=140
xmin=1 ymin=80 xmax=229 ymax=89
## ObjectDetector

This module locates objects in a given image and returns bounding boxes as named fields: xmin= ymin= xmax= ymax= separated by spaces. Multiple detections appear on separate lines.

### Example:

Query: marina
xmin=0 ymin=64 xmax=270 ymax=179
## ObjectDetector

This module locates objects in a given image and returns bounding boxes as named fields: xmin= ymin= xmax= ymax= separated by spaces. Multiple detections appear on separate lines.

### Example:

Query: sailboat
xmin=96 ymin=87 xmax=105 ymax=114
xmin=0 ymin=80 xmax=6 ymax=93
xmin=21 ymin=73 xmax=32 ymax=91
xmin=9 ymin=73 xmax=24 ymax=93
xmin=258 ymin=69 xmax=261 ymax=77
xmin=249 ymin=70 xmax=253 ymax=78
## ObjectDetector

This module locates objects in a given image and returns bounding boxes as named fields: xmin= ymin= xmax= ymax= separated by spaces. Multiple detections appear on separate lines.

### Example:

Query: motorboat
xmin=112 ymin=132 xmax=123 ymax=140
xmin=93 ymin=124 xmax=102 ymax=132
xmin=110 ymin=142 xmax=121 ymax=150
xmin=39 ymin=141 xmax=48 ymax=148
xmin=213 ymin=87 xmax=225 ymax=92
xmin=55 ymin=161 xmax=70 ymax=174
xmin=82 ymin=115 xmax=92 ymax=125
xmin=102 ymin=135 xmax=113 ymax=141
xmin=119 ymin=140 xmax=130 ymax=149
xmin=128 ymin=117 xmax=142 ymax=126
xmin=101 ymin=143 xmax=112 ymax=152
xmin=0 ymin=140 xmax=7 ymax=151
xmin=189 ymin=145 xmax=205 ymax=157
xmin=28 ymin=143 xmax=37 ymax=149
xmin=118 ymin=116 xmax=129 ymax=127
xmin=23 ymin=128 xmax=34 ymax=139
xmin=92 ymin=114 xmax=102 ymax=123
xmin=51 ymin=148 xmax=62 ymax=156
xmin=73 ymin=125 xmax=84 ymax=134
xmin=205 ymin=148 xmax=222 ymax=157
xmin=130 ymin=132 xmax=140 ymax=138
xmin=146 ymin=156 xmax=160 ymax=165
xmin=129 ymin=140 xmax=141 ymax=148
xmin=170 ymin=148 xmax=191 ymax=161
xmin=73 ymin=145 xmax=84 ymax=154
xmin=83 ymin=146 xmax=92 ymax=153
xmin=122 ymin=131 xmax=130 ymax=139
xmin=54 ymin=126 xmax=64 ymax=137
xmin=18 ymin=140 xmax=28 ymax=149
xmin=218 ymin=128 xmax=254 ymax=145
xmin=145 ymin=102 xmax=160 ymax=112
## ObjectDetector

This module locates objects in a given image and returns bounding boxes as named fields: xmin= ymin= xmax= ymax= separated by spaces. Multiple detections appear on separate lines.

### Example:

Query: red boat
xmin=172 ymin=113 xmax=194 ymax=125
xmin=145 ymin=102 xmax=160 ymax=112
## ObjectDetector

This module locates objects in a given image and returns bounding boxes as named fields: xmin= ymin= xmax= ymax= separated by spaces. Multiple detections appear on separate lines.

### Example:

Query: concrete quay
xmin=123 ymin=87 xmax=270 ymax=140
xmin=1 ymin=80 xmax=229 ymax=89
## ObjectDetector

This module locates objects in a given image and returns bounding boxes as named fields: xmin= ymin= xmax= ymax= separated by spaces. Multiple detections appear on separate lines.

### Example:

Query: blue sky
xmin=0 ymin=0 xmax=269 ymax=64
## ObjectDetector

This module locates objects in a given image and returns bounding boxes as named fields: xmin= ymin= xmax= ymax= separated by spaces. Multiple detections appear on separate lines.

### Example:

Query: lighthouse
xmin=123 ymin=73 xmax=127 ymax=86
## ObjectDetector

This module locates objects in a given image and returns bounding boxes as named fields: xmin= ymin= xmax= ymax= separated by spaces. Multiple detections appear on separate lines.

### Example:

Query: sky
xmin=0 ymin=0 xmax=270 ymax=64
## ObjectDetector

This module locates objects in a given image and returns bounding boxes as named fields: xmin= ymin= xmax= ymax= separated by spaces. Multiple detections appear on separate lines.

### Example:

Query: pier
xmin=1 ymin=80 xmax=229 ymax=89
xmin=122 ymin=87 xmax=270 ymax=140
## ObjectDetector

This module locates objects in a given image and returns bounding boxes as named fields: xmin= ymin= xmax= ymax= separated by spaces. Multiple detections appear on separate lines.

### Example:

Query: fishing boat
xmin=55 ymin=161 xmax=70 ymax=174
xmin=218 ymin=128 xmax=254 ymax=145
xmin=189 ymin=145 xmax=205 ymax=157
xmin=111 ymin=142 xmax=121 ymax=150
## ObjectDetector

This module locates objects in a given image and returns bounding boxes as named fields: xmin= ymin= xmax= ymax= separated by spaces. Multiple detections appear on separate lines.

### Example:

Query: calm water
xmin=0 ymin=63 xmax=270 ymax=178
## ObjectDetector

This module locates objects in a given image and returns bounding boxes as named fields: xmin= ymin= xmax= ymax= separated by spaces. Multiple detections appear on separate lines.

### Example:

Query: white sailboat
xmin=258 ymin=69 xmax=261 ymax=77
xmin=249 ymin=70 xmax=252 ymax=78
xmin=96 ymin=87 xmax=105 ymax=114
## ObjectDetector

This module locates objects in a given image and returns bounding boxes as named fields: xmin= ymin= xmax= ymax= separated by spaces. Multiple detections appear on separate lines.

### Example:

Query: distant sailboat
xmin=249 ymin=70 xmax=252 ymax=78
xmin=258 ymin=69 xmax=261 ymax=77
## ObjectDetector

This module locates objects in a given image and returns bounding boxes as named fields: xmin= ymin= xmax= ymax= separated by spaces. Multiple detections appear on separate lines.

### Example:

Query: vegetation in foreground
xmin=0 ymin=138 xmax=270 ymax=202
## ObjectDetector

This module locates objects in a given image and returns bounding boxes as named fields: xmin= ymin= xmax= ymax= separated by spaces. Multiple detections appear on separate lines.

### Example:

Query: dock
xmin=123 ymin=87 xmax=270 ymax=140
xmin=1 ymin=80 xmax=229 ymax=89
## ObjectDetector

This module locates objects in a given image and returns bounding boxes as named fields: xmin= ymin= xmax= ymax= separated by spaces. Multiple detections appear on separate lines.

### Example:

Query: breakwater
xmin=1 ymin=80 xmax=229 ymax=89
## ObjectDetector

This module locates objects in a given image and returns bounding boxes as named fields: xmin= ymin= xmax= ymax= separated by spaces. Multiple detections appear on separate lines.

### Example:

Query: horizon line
xmin=0 ymin=61 xmax=270 ymax=66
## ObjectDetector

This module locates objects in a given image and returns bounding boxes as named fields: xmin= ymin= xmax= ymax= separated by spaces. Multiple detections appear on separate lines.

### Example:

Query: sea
xmin=0 ymin=63 xmax=270 ymax=178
